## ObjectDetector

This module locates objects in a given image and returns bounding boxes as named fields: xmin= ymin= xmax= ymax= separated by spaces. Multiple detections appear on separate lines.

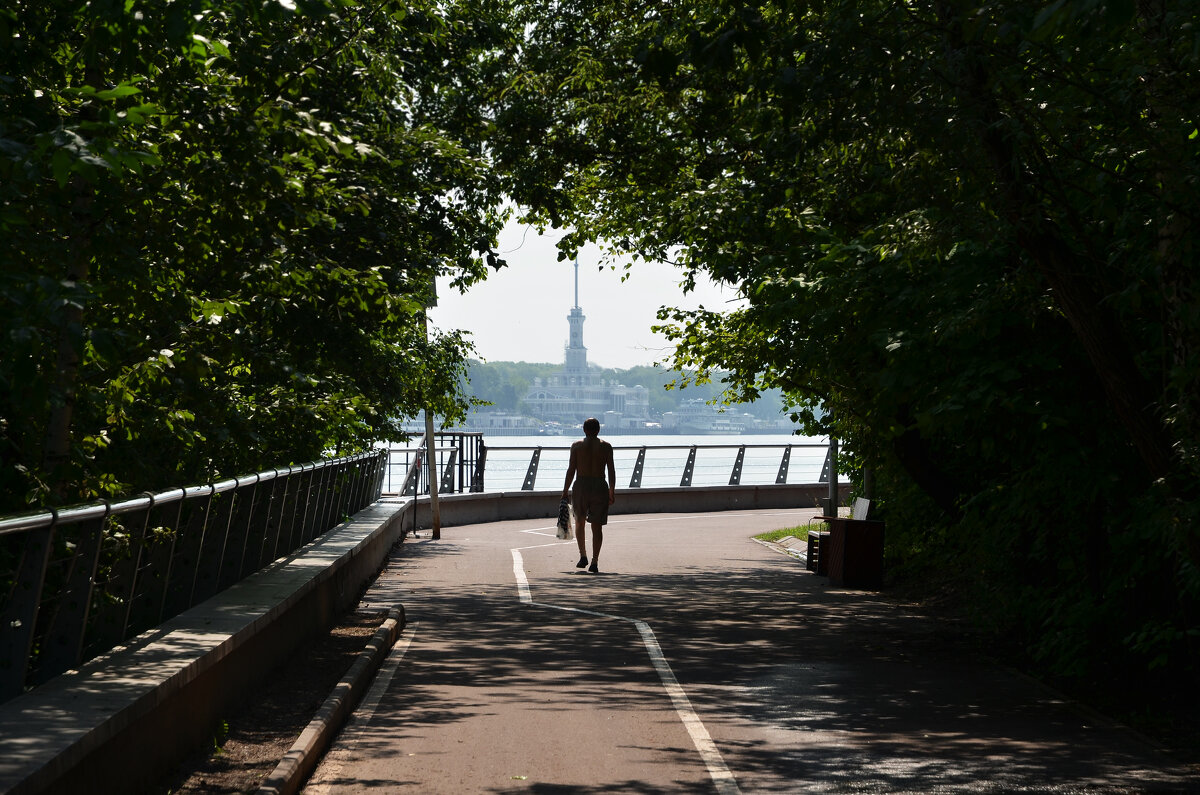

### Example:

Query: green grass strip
xmin=754 ymin=525 xmax=813 ymax=543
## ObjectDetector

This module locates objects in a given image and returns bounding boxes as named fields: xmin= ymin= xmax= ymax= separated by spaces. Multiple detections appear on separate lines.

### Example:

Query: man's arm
xmin=605 ymin=443 xmax=616 ymax=504
xmin=562 ymin=445 xmax=578 ymax=499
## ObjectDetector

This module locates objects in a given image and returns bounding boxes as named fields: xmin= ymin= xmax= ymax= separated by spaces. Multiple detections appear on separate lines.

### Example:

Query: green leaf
xmin=95 ymin=84 xmax=143 ymax=100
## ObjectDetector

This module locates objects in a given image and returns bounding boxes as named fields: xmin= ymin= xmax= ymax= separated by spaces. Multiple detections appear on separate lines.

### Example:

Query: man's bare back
xmin=570 ymin=436 xmax=613 ymax=479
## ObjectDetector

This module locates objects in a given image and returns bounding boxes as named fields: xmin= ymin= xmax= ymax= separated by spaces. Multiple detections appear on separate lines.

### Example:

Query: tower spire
xmin=566 ymin=258 xmax=587 ymax=372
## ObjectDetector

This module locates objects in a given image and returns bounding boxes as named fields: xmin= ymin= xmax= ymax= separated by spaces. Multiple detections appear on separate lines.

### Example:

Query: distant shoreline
xmin=401 ymin=425 xmax=800 ymax=437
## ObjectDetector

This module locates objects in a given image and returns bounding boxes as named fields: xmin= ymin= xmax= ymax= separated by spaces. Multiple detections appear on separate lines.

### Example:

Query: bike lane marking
xmin=511 ymin=541 xmax=741 ymax=795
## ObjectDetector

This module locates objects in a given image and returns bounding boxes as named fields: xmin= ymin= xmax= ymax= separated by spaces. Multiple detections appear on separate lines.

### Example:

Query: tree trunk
xmin=41 ymin=184 xmax=93 ymax=504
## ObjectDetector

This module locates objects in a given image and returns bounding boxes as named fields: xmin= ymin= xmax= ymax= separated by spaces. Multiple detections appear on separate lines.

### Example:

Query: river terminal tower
xmin=523 ymin=259 xmax=651 ymax=430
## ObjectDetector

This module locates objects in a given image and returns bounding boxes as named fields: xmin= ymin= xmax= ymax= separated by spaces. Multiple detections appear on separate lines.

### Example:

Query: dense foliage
xmin=490 ymin=0 xmax=1200 ymax=688
xmin=4 ymin=0 xmax=1198 ymax=698
xmin=1 ymin=0 xmax=510 ymax=510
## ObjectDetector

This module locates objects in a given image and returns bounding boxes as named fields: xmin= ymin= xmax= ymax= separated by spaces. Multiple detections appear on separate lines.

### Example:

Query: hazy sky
xmin=429 ymin=219 xmax=742 ymax=370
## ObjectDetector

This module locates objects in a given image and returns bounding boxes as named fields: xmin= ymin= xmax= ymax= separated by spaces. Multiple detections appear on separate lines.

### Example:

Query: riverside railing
xmin=382 ymin=438 xmax=832 ymax=494
xmin=381 ymin=431 xmax=486 ymax=495
xmin=0 ymin=450 xmax=387 ymax=704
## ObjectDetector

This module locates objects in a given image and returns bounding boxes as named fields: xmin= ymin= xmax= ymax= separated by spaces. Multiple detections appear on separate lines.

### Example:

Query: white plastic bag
xmin=555 ymin=498 xmax=571 ymax=539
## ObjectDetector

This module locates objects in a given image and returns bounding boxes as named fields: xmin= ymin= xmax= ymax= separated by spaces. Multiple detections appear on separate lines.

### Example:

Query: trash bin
xmin=821 ymin=517 xmax=884 ymax=588
xmin=807 ymin=531 xmax=830 ymax=575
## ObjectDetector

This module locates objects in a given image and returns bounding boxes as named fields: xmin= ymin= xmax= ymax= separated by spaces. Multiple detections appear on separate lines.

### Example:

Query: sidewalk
xmin=302 ymin=508 xmax=1200 ymax=793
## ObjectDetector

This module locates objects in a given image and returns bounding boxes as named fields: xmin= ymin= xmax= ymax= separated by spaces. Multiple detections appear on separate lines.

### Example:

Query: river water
xmin=386 ymin=432 xmax=830 ymax=493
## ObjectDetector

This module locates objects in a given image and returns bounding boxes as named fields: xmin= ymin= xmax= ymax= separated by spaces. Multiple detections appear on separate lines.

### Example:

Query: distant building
xmin=523 ymin=260 xmax=651 ymax=430
xmin=662 ymin=399 xmax=748 ymax=435
xmin=458 ymin=410 xmax=540 ymax=430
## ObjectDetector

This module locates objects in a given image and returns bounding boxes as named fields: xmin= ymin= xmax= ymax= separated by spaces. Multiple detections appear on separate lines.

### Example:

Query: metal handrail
xmin=485 ymin=442 xmax=813 ymax=451
xmin=382 ymin=438 xmax=833 ymax=494
xmin=381 ymin=431 xmax=486 ymax=496
xmin=0 ymin=450 xmax=387 ymax=703
xmin=493 ymin=442 xmax=830 ymax=490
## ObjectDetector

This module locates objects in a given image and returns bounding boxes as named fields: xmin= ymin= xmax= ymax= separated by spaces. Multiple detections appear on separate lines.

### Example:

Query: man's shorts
xmin=571 ymin=476 xmax=610 ymax=525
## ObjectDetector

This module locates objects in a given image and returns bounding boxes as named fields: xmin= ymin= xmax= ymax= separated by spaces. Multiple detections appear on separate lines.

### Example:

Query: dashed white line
xmin=512 ymin=546 xmax=741 ymax=795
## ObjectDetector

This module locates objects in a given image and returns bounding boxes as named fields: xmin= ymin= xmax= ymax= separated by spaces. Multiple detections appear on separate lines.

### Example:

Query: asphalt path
xmin=302 ymin=508 xmax=1198 ymax=794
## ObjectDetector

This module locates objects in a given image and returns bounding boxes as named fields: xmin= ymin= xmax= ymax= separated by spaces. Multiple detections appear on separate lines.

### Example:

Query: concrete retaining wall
xmin=410 ymin=483 xmax=847 ymax=528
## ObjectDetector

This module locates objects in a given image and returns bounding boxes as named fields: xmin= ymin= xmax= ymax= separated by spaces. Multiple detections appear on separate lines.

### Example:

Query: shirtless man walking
xmin=561 ymin=417 xmax=616 ymax=573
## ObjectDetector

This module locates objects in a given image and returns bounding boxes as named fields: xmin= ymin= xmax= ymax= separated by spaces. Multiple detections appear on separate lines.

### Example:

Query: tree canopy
xmin=4 ymin=0 xmax=1199 ymax=698
xmin=489 ymin=0 xmax=1200 ymax=686
xmin=1 ymin=0 xmax=511 ymax=509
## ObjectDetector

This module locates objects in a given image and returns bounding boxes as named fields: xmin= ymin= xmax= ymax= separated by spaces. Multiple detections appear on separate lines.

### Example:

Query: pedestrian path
xmin=303 ymin=508 xmax=1199 ymax=793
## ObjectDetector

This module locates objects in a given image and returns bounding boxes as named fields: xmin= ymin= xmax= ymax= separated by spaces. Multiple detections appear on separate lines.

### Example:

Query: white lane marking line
xmin=304 ymin=621 xmax=418 ymax=795
xmin=511 ymin=548 xmax=741 ymax=794
xmin=520 ymin=525 xmax=570 ymax=537
xmin=602 ymin=509 xmax=812 ymax=526
xmin=634 ymin=621 xmax=740 ymax=795
xmin=513 ymin=550 xmax=533 ymax=603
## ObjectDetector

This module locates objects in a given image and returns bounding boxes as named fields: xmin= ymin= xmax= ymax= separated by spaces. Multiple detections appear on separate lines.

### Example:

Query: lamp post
xmin=422 ymin=281 xmax=441 ymax=540
xmin=826 ymin=436 xmax=839 ymax=516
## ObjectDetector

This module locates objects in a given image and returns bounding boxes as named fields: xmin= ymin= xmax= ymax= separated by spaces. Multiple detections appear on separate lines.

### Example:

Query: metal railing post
xmin=352 ymin=454 xmax=371 ymax=510
xmin=270 ymin=468 xmax=297 ymax=564
xmin=193 ymin=482 xmax=235 ymax=605
xmin=169 ymin=487 xmax=214 ymax=619
xmin=440 ymin=448 xmax=459 ymax=493
xmin=372 ymin=450 xmax=387 ymax=501
xmin=0 ymin=520 xmax=57 ymax=699
xmin=327 ymin=460 xmax=347 ymax=529
xmin=680 ymin=446 xmax=697 ymax=487
xmin=340 ymin=457 xmax=357 ymax=518
xmin=217 ymin=479 xmax=254 ymax=590
xmin=729 ymin=445 xmax=746 ymax=485
xmin=305 ymin=462 xmax=332 ymax=544
xmin=521 ymin=447 xmax=542 ymax=491
xmin=826 ymin=437 xmax=840 ymax=515
xmin=231 ymin=476 xmax=266 ymax=585
xmin=33 ymin=508 xmax=108 ymax=684
xmin=254 ymin=472 xmax=284 ymax=570
xmin=333 ymin=458 xmax=353 ymax=525
xmin=315 ymin=460 xmax=337 ymax=538
xmin=775 ymin=445 xmax=792 ymax=484
xmin=154 ymin=492 xmax=188 ymax=626
xmin=116 ymin=495 xmax=157 ymax=644
xmin=470 ymin=442 xmax=487 ymax=493
xmin=629 ymin=447 xmax=646 ymax=488
xmin=402 ymin=447 xmax=423 ymax=496
xmin=122 ymin=493 xmax=181 ymax=642
xmin=457 ymin=435 xmax=467 ymax=494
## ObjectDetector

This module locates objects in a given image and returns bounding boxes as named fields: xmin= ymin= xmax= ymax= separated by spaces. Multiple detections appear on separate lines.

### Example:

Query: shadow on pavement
xmin=323 ymin=530 xmax=1199 ymax=794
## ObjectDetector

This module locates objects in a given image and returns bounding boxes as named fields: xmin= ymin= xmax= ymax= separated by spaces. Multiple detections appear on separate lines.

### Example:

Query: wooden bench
xmin=808 ymin=498 xmax=884 ymax=588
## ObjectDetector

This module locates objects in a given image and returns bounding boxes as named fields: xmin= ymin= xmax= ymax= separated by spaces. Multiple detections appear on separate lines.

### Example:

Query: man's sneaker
xmin=588 ymin=561 xmax=599 ymax=574
xmin=576 ymin=555 xmax=588 ymax=569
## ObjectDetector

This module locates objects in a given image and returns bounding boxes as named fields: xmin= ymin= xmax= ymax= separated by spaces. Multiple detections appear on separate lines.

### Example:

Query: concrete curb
xmin=257 ymin=606 xmax=406 ymax=795
xmin=752 ymin=536 xmax=807 ymax=562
